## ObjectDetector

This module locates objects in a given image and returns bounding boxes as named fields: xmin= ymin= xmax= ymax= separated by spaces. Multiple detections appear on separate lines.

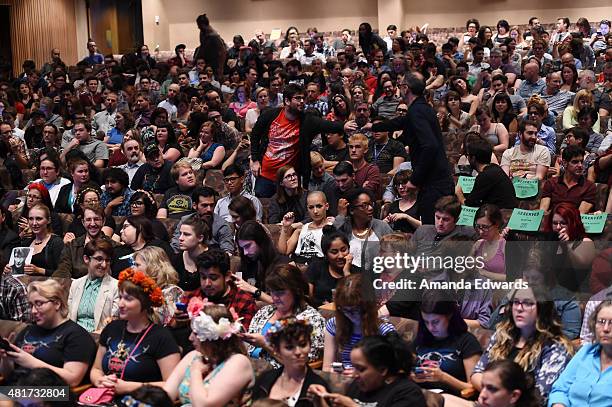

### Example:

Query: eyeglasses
xmin=511 ymin=299 xmax=536 ymax=309
xmin=596 ymin=319 xmax=612 ymax=327
xmin=354 ymin=202 xmax=373 ymax=210
xmin=223 ymin=176 xmax=241 ymax=183
xmin=475 ymin=224 xmax=493 ymax=231
xmin=89 ymin=256 xmax=110 ymax=264
xmin=40 ymin=166 xmax=56 ymax=172
xmin=28 ymin=300 xmax=53 ymax=309
xmin=283 ymin=173 xmax=298 ymax=180
xmin=131 ymin=200 xmax=145 ymax=207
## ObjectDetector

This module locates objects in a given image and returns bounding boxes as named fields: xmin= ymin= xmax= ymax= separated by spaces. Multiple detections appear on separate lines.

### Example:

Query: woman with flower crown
xmin=163 ymin=303 xmax=254 ymax=407
xmin=90 ymin=268 xmax=181 ymax=395
xmin=252 ymin=318 xmax=330 ymax=407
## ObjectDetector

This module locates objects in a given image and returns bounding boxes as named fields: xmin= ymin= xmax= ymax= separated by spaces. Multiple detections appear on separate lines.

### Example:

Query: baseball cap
xmin=144 ymin=143 xmax=161 ymax=158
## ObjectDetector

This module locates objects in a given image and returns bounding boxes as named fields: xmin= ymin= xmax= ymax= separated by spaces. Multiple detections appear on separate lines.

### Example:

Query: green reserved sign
xmin=456 ymin=206 xmax=479 ymax=226
xmin=512 ymin=178 xmax=539 ymax=199
xmin=581 ymin=213 xmax=608 ymax=234
xmin=458 ymin=176 xmax=476 ymax=194
xmin=508 ymin=209 xmax=544 ymax=231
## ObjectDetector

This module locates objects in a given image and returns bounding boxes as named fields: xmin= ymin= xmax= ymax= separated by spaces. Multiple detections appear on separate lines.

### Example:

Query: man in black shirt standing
xmin=368 ymin=73 xmax=453 ymax=224
xmin=464 ymin=140 xmax=517 ymax=209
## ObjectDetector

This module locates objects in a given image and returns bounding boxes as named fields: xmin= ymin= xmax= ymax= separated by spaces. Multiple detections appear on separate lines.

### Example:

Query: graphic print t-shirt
xmin=99 ymin=320 xmax=180 ymax=382
xmin=161 ymin=186 xmax=195 ymax=219
xmin=415 ymin=331 xmax=482 ymax=395
xmin=14 ymin=320 xmax=96 ymax=376
xmin=261 ymin=110 xmax=300 ymax=181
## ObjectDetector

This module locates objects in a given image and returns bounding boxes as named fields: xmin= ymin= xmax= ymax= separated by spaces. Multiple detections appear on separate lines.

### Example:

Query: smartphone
xmin=0 ymin=337 xmax=12 ymax=351
xmin=175 ymin=302 xmax=187 ymax=312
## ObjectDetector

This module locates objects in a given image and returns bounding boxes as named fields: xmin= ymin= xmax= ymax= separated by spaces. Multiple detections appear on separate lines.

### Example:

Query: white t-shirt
xmin=500 ymin=144 xmax=550 ymax=178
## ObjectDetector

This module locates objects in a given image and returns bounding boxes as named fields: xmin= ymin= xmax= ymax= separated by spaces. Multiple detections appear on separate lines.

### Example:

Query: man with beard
xmin=53 ymin=205 xmax=117 ymax=278
xmin=540 ymin=145 xmax=596 ymax=213
xmin=157 ymin=83 xmax=179 ymax=121
xmin=371 ymin=78 xmax=401 ymax=119
xmin=100 ymin=167 xmax=134 ymax=217
xmin=186 ymin=249 xmax=257 ymax=330
xmin=251 ymin=84 xmax=355 ymax=197
xmin=171 ymin=187 xmax=234 ymax=254
xmin=130 ymin=142 xmax=175 ymax=193
xmin=0 ymin=121 xmax=29 ymax=170
xmin=116 ymin=138 xmax=144 ymax=185
xmin=92 ymin=92 xmax=118 ymax=136
xmin=205 ymin=89 xmax=237 ymax=128
xmin=501 ymin=119 xmax=551 ymax=179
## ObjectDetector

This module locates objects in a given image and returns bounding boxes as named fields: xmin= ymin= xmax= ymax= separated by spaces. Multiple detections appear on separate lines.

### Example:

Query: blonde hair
xmin=310 ymin=151 xmax=324 ymax=166
xmin=571 ymin=89 xmax=595 ymax=119
xmin=170 ymin=160 xmax=193 ymax=181
xmin=28 ymin=280 xmax=69 ymax=318
xmin=348 ymin=133 xmax=368 ymax=147
xmin=133 ymin=246 xmax=179 ymax=288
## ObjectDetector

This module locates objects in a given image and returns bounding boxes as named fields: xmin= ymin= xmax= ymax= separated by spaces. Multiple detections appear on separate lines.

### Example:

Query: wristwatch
xmin=253 ymin=289 xmax=262 ymax=299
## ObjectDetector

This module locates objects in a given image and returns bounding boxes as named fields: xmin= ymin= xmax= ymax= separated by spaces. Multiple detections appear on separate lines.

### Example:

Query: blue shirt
xmin=515 ymin=124 xmax=556 ymax=156
xmin=548 ymin=343 xmax=612 ymax=407
xmin=517 ymin=78 xmax=546 ymax=101
xmin=106 ymin=127 xmax=125 ymax=145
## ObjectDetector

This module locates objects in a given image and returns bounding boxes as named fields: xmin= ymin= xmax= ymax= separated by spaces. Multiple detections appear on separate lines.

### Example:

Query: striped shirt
xmin=540 ymin=90 xmax=574 ymax=116
xmin=326 ymin=317 xmax=396 ymax=368
xmin=76 ymin=277 xmax=102 ymax=332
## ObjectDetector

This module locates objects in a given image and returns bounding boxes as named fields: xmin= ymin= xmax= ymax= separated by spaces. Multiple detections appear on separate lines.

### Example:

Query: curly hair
xmin=133 ymin=246 xmax=179 ymax=288
xmin=488 ymin=286 xmax=573 ymax=371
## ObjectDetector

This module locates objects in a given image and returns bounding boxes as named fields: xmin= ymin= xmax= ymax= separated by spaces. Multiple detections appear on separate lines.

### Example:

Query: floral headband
xmin=132 ymin=189 xmax=156 ymax=206
xmin=187 ymin=297 xmax=243 ymax=342
xmin=118 ymin=268 xmax=164 ymax=307
xmin=265 ymin=317 xmax=309 ymax=341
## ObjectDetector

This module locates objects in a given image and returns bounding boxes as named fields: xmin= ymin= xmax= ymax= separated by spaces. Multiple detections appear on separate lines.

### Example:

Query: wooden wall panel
xmin=0 ymin=0 xmax=78 ymax=76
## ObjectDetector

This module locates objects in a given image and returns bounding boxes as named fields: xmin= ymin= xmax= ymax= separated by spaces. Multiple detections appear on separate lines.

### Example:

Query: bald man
xmin=517 ymin=62 xmax=546 ymax=101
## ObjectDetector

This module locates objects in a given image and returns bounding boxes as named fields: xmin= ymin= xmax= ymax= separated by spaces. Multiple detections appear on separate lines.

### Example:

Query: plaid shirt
xmin=0 ymin=274 xmax=30 ymax=321
xmin=187 ymin=283 xmax=257 ymax=330
xmin=100 ymin=187 xmax=134 ymax=216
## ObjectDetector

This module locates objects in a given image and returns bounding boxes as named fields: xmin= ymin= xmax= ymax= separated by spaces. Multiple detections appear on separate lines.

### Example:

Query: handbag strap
xmin=120 ymin=323 xmax=154 ymax=380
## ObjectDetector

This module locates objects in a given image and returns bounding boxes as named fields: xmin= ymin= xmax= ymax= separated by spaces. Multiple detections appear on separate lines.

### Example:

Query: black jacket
xmin=371 ymin=97 xmax=453 ymax=190
xmin=252 ymin=367 xmax=329 ymax=407
xmin=251 ymin=107 xmax=345 ymax=188
xmin=464 ymin=164 xmax=517 ymax=209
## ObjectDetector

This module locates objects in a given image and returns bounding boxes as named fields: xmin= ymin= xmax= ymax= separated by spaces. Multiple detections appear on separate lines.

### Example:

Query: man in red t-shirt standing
xmin=250 ymin=84 xmax=356 ymax=197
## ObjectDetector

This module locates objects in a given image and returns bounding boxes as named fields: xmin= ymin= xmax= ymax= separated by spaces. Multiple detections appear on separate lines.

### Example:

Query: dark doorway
xmin=0 ymin=6 xmax=12 ymax=81
xmin=88 ymin=0 xmax=143 ymax=55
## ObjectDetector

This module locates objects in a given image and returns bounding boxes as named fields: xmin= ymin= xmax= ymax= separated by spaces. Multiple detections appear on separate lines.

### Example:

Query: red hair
xmin=546 ymin=202 xmax=586 ymax=240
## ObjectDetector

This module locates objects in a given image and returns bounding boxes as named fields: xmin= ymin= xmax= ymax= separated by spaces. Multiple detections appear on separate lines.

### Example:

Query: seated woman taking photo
xmin=163 ymin=304 xmax=254 ymax=407
xmin=252 ymin=318 xmax=330 ymax=406
xmin=0 ymin=279 xmax=97 ymax=386
xmin=323 ymin=274 xmax=396 ymax=373
xmin=412 ymin=290 xmax=482 ymax=396
xmin=310 ymin=334 xmax=426 ymax=407
xmin=243 ymin=264 xmax=325 ymax=369
xmin=90 ymin=268 xmax=181 ymax=395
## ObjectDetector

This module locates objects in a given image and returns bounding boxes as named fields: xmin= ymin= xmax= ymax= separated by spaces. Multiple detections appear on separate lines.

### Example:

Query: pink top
xmin=474 ymin=238 xmax=506 ymax=275
xmin=229 ymin=101 xmax=257 ymax=118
